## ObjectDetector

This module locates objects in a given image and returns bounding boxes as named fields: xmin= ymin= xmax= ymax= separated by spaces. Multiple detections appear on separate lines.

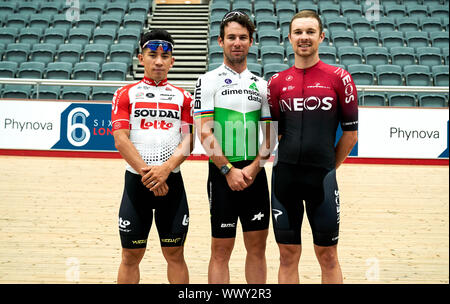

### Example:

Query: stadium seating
xmin=32 ymin=86 xmax=61 ymax=100
xmin=92 ymin=86 xmax=119 ymax=101
xmin=61 ymin=86 xmax=92 ymax=100
xmin=17 ymin=62 xmax=46 ymax=79
xmin=4 ymin=43 xmax=31 ymax=65
xmin=2 ymin=84 xmax=33 ymax=99
xmin=359 ymin=92 xmax=386 ymax=107
xmin=376 ymin=65 xmax=403 ymax=86
xmin=418 ymin=93 xmax=447 ymax=107
xmin=0 ymin=61 xmax=18 ymax=78
xmin=263 ymin=63 xmax=289 ymax=81
xmin=101 ymin=63 xmax=128 ymax=81
xmin=388 ymin=93 xmax=417 ymax=107
xmin=73 ymin=62 xmax=100 ymax=80
xmin=45 ymin=62 xmax=72 ymax=80
xmin=404 ymin=65 xmax=431 ymax=86
xmin=432 ymin=65 xmax=449 ymax=86
xmin=390 ymin=47 xmax=416 ymax=67
xmin=348 ymin=64 xmax=375 ymax=85
xmin=338 ymin=46 xmax=363 ymax=67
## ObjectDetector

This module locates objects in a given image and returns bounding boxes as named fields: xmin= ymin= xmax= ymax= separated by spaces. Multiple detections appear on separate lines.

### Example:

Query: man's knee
xmin=211 ymin=238 xmax=235 ymax=263
xmin=162 ymin=246 xmax=185 ymax=264
xmin=278 ymin=244 xmax=301 ymax=267
xmin=121 ymin=248 xmax=146 ymax=266
xmin=315 ymin=246 xmax=339 ymax=270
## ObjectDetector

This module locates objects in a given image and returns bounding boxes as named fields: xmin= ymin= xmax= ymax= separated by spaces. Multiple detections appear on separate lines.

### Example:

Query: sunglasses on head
xmin=221 ymin=11 xmax=248 ymax=23
xmin=142 ymin=40 xmax=174 ymax=52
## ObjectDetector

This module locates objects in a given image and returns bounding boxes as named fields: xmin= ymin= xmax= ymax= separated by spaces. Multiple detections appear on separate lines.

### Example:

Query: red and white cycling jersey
xmin=112 ymin=76 xmax=193 ymax=174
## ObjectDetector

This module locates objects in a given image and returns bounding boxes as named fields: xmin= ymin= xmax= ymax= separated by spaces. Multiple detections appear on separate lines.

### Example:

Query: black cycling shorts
xmin=207 ymin=160 xmax=270 ymax=238
xmin=118 ymin=170 xmax=189 ymax=249
xmin=271 ymin=162 xmax=340 ymax=247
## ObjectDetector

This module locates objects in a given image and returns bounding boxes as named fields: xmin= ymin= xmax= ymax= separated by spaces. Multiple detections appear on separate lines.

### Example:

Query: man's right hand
xmin=225 ymin=168 xmax=250 ymax=191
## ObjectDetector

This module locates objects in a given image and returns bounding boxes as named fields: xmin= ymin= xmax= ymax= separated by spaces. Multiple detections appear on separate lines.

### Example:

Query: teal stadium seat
xmin=331 ymin=30 xmax=355 ymax=48
xmin=418 ymin=93 xmax=447 ymax=107
xmin=0 ymin=61 xmax=18 ymax=78
xmin=109 ymin=44 xmax=136 ymax=67
xmin=73 ymin=62 xmax=100 ymax=80
xmin=68 ymin=28 xmax=92 ymax=46
xmin=247 ymin=63 xmax=263 ymax=77
xmin=76 ymin=14 xmax=99 ymax=31
xmin=404 ymin=65 xmax=431 ymax=86
xmin=381 ymin=31 xmax=405 ymax=49
xmin=405 ymin=31 xmax=429 ymax=49
xmin=40 ymin=2 xmax=62 ymax=15
xmin=276 ymin=3 xmax=296 ymax=21
xmin=17 ymin=62 xmax=45 ymax=79
xmin=29 ymin=14 xmax=51 ymax=31
xmin=390 ymin=47 xmax=416 ymax=67
xmin=32 ymin=86 xmax=61 ymax=100
xmin=17 ymin=1 xmax=39 ymax=14
xmin=385 ymin=4 xmax=406 ymax=19
xmin=396 ymin=16 xmax=419 ymax=32
xmin=57 ymin=44 xmax=82 ymax=65
xmin=2 ymin=84 xmax=33 ymax=99
xmin=319 ymin=45 xmax=337 ymax=65
xmin=263 ymin=63 xmax=289 ymax=81
xmin=325 ymin=16 xmax=348 ymax=32
xmin=83 ymin=1 xmax=106 ymax=15
xmin=101 ymin=62 xmax=128 ymax=81
xmin=18 ymin=28 xmax=43 ymax=45
xmin=406 ymin=5 xmax=428 ymax=19
xmin=0 ymin=28 xmax=18 ymax=45
xmin=100 ymin=13 xmax=123 ymax=29
xmin=359 ymin=92 xmax=386 ymax=106
xmin=338 ymin=46 xmax=363 ymax=67
xmin=123 ymin=13 xmax=147 ymax=30
xmin=92 ymin=28 xmax=116 ymax=45
xmin=117 ymin=29 xmax=141 ymax=47
xmin=232 ymin=1 xmax=252 ymax=16
xmin=417 ymin=47 xmax=443 ymax=67
xmin=105 ymin=2 xmax=129 ymax=15
xmin=83 ymin=44 xmax=109 ymax=65
xmin=247 ymin=46 xmax=259 ymax=64
xmin=0 ymin=2 xmax=17 ymax=14
xmin=319 ymin=3 xmax=340 ymax=18
xmin=43 ymin=28 xmax=67 ymax=45
xmin=430 ymin=32 xmax=449 ymax=49
xmin=432 ymin=65 xmax=449 ymax=86
xmin=129 ymin=1 xmax=150 ymax=15
xmin=46 ymin=62 xmax=72 ymax=79
xmin=349 ymin=17 xmax=372 ymax=32
xmin=52 ymin=14 xmax=73 ymax=31
xmin=364 ymin=46 xmax=390 ymax=67
xmin=6 ymin=14 xmax=29 ymax=29
xmin=376 ymin=64 xmax=403 ymax=86
xmin=4 ymin=43 xmax=31 ymax=65
xmin=341 ymin=4 xmax=363 ymax=19
xmin=61 ymin=86 xmax=92 ymax=101
xmin=256 ymin=16 xmax=278 ymax=32
xmin=373 ymin=17 xmax=396 ymax=33
xmin=258 ymin=30 xmax=281 ymax=48
xmin=421 ymin=17 xmax=443 ymax=32
xmin=388 ymin=93 xmax=417 ymax=107
xmin=92 ymin=86 xmax=120 ymax=101
xmin=348 ymin=64 xmax=375 ymax=85
xmin=260 ymin=45 xmax=285 ymax=65
xmin=355 ymin=31 xmax=379 ymax=48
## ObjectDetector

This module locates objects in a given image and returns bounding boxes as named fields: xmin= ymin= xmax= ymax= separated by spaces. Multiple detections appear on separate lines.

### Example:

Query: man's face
xmin=218 ymin=21 xmax=253 ymax=65
xmin=138 ymin=46 xmax=174 ymax=82
xmin=289 ymin=17 xmax=324 ymax=58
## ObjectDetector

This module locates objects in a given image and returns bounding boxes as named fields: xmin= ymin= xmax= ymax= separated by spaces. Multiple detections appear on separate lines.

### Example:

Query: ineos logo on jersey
xmin=279 ymin=96 xmax=333 ymax=112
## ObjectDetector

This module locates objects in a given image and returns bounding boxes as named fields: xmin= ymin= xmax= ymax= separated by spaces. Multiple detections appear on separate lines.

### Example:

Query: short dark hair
xmin=140 ymin=28 xmax=175 ymax=51
xmin=219 ymin=10 xmax=255 ymax=41
xmin=289 ymin=10 xmax=323 ymax=34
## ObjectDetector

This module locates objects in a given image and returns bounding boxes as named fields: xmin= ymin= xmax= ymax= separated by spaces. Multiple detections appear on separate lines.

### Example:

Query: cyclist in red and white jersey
xmin=112 ymin=29 xmax=193 ymax=284
xmin=267 ymin=11 xmax=358 ymax=284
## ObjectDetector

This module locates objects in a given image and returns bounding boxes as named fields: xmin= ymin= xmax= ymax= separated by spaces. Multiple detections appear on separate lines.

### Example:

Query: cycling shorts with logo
xmin=271 ymin=162 xmax=340 ymax=247
xmin=118 ymin=171 xmax=189 ymax=249
xmin=207 ymin=160 xmax=270 ymax=238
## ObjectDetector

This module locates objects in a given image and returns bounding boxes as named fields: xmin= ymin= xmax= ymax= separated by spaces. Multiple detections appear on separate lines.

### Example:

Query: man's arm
xmin=195 ymin=116 xmax=248 ymax=191
xmin=141 ymin=132 xmax=193 ymax=191
xmin=335 ymin=130 xmax=358 ymax=169
xmin=113 ymin=129 xmax=168 ymax=196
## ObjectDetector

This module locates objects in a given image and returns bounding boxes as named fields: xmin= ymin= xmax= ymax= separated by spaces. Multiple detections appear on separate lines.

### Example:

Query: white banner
xmin=358 ymin=107 xmax=448 ymax=159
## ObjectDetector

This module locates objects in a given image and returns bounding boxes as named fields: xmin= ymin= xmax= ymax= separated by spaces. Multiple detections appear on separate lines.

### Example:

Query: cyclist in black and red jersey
xmin=267 ymin=10 xmax=358 ymax=284
xmin=112 ymin=29 xmax=194 ymax=284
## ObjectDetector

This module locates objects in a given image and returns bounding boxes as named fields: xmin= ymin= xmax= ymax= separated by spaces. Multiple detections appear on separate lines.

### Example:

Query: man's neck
xmin=294 ymin=54 xmax=320 ymax=69
xmin=223 ymin=60 xmax=247 ymax=74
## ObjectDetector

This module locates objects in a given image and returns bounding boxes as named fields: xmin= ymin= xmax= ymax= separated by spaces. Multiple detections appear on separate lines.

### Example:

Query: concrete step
xmin=148 ymin=24 xmax=209 ymax=30
xmin=151 ymin=16 xmax=209 ymax=21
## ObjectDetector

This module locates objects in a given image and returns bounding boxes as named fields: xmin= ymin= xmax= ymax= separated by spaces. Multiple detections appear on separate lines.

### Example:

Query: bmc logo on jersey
xmin=280 ymin=96 xmax=333 ymax=112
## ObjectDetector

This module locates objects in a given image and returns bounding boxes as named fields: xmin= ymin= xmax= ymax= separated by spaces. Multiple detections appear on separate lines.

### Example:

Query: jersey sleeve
xmin=258 ymin=79 xmax=272 ymax=123
xmin=181 ymin=89 xmax=194 ymax=134
xmin=193 ymin=73 xmax=215 ymax=120
xmin=111 ymin=85 xmax=131 ymax=131
xmin=336 ymin=69 xmax=358 ymax=131
xmin=267 ymin=73 xmax=284 ymax=135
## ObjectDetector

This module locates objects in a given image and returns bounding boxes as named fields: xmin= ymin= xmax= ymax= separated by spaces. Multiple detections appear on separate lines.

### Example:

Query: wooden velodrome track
xmin=0 ymin=155 xmax=447 ymax=284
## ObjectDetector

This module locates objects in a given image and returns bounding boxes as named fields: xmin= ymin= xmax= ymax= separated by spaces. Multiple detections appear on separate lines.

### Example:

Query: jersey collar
xmin=222 ymin=63 xmax=250 ymax=77
xmin=142 ymin=76 xmax=168 ymax=87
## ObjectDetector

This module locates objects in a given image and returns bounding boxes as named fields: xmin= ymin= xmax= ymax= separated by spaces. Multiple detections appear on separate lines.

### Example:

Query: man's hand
xmin=241 ymin=162 xmax=260 ymax=187
xmin=141 ymin=164 xmax=171 ymax=195
xmin=225 ymin=168 xmax=251 ymax=191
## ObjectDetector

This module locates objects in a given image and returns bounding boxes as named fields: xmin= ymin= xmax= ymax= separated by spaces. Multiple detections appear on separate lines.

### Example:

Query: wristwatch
xmin=220 ymin=163 xmax=233 ymax=175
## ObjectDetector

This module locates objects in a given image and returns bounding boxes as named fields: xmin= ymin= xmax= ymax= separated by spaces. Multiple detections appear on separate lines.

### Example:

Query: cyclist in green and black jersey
xmin=194 ymin=10 xmax=274 ymax=284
